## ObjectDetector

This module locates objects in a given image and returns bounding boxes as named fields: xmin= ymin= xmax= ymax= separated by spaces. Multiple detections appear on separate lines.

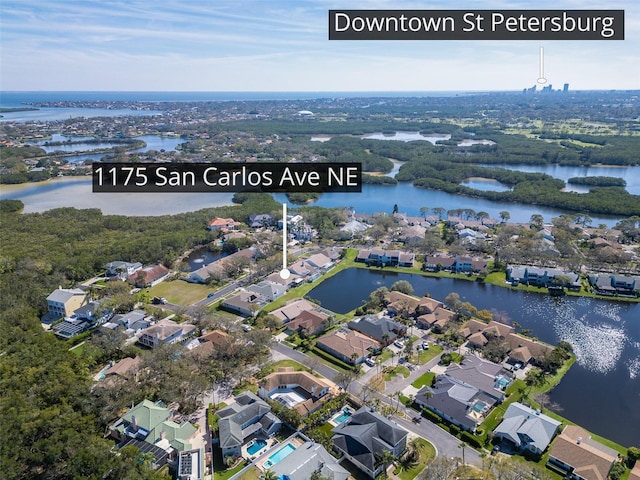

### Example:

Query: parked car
xmin=393 ymin=340 xmax=404 ymax=349
xmin=365 ymin=358 xmax=376 ymax=367
xmin=422 ymin=342 xmax=429 ymax=350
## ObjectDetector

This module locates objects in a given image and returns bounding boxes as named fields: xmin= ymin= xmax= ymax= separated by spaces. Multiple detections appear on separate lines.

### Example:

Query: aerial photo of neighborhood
xmin=1 ymin=2 xmax=639 ymax=480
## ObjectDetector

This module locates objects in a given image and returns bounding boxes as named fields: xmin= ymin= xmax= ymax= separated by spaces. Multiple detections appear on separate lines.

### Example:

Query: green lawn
xmin=411 ymin=372 xmax=435 ymax=389
xmin=145 ymin=279 xmax=214 ymax=305
xmin=393 ymin=438 xmax=437 ymax=480
xmin=213 ymin=446 xmax=249 ymax=480
xmin=383 ymin=365 xmax=410 ymax=381
xmin=415 ymin=343 xmax=443 ymax=364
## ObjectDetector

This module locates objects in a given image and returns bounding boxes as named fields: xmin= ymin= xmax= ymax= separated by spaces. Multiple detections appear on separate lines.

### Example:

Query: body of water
xmin=0 ymin=177 xmax=234 ymax=216
xmin=460 ymin=178 xmax=512 ymax=192
xmin=0 ymin=107 xmax=161 ymax=122
xmin=477 ymin=163 xmax=640 ymax=196
xmin=1 ymin=176 xmax=626 ymax=226
xmin=362 ymin=132 xmax=451 ymax=144
xmin=306 ymin=268 xmax=640 ymax=447
xmin=182 ymin=248 xmax=224 ymax=272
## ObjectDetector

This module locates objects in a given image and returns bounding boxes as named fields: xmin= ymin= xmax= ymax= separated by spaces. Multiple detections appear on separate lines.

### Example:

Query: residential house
xmin=177 ymin=448 xmax=204 ymax=480
xmin=507 ymin=265 xmax=579 ymax=288
xmin=398 ymin=252 xmax=415 ymax=267
xmin=589 ymin=273 xmax=639 ymax=296
xmin=316 ymin=327 xmax=381 ymax=365
xmin=45 ymin=287 xmax=87 ymax=320
xmin=207 ymin=217 xmax=238 ymax=231
xmin=216 ymin=391 xmax=281 ymax=458
xmin=504 ymin=333 xmax=554 ymax=367
xmin=137 ymin=318 xmax=196 ymax=349
xmin=187 ymin=247 xmax=256 ymax=284
xmin=347 ymin=314 xmax=406 ymax=345
xmin=418 ymin=296 xmax=444 ymax=314
xmin=127 ymin=264 xmax=170 ymax=287
xmin=454 ymin=256 xmax=488 ymax=274
xmin=103 ymin=357 xmax=141 ymax=380
xmin=258 ymin=368 xmax=334 ymax=416
xmin=305 ymin=252 xmax=333 ymax=270
xmin=285 ymin=309 xmax=329 ymax=336
xmin=221 ymin=289 xmax=266 ymax=317
xmin=355 ymin=248 xmax=413 ymax=267
xmin=547 ymin=425 xmax=618 ymax=480
xmin=53 ymin=317 xmax=95 ymax=339
xmin=246 ymin=281 xmax=286 ymax=302
xmin=332 ymin=406 xmax=407 ymax=478
xmin=105 ymin=261 xmax=143 ymax=280
xmin=104 ymin=309 xmax=153 ymax=337
xmin=416 ymin=306 xmax=457 ymax=331
xmin=73 ymin=300 xmax=110 ymax=323
xmin=341 ymin=219 xmax=369 ymax=236
xmin=493 ymin=402 xmax=561 ymax=456
xmin=461 ymin=320 xmax=515 ymax=349
xmin=248 ymin=213 xmax=274 ymax=229
xmin=424 ymin=254 xmax=457 ymax=272
xmin=385 ymin=291 xmax=421 ymax=317
xmin=271 ymin=299 xmax=318 ymax=323
xmin=270 ymin=441 xmax=349 ymax=480
xmin=444 ymin=354 xmax=512 ymax=402
xmin=108 ymin=399 xmax=198 ymax=467
xmin=415 ymin=374 xmax=498 ymax=433
xmin=52 ymin=300 xmax=113 ymax=339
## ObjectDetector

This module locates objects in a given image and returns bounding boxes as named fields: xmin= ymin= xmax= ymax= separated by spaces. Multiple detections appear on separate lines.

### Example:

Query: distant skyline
xmin=1 ymin=0 xmax=638 ymax=92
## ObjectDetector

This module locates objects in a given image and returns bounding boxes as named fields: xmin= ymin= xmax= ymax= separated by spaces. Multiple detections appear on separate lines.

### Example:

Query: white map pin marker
xmin=537 ymin=46 xmax=547 ymax=84
xmin=279 ymin=202 xmax=291 ymax=280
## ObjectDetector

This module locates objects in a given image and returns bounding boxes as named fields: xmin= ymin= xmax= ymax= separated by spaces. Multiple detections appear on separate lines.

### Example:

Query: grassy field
xmin=145 ymin=279 xmax=213 ymax=305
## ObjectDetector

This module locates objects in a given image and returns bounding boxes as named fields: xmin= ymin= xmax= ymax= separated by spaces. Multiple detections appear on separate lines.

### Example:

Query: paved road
xmin=270 ymin=340 xmax=484 ymax=467
xmin=271 ymin=341 xmax=340 ymax=382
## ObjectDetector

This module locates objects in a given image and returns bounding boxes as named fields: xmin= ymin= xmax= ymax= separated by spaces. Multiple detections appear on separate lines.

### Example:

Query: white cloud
xmin=1 ymin=0 xmax=638 ymax=91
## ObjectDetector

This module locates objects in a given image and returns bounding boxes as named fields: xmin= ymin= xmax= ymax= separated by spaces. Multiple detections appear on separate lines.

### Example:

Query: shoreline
xmin=265 ymin=256 xmax=630 ymax=451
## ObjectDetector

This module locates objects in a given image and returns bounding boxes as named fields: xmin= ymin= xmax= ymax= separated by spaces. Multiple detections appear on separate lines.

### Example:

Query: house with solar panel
xmin=108 ymin=399 xmax=199 ymax=471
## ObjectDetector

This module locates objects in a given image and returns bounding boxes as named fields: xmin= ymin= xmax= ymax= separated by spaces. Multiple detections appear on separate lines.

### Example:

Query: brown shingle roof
xmin=549 ymin=426 xmax=617 ymax=480
xmin=317 ymin=329 xmax=380 ymax=360
xmin=286 ymin=310 xmax=328 ymax=334
xmin=200 ymin=329 xmax=230 ymax=346
xmin=505 ymin=333 xmax=553 ymax=361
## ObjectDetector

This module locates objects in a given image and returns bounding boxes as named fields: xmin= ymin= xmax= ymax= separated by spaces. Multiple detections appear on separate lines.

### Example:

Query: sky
xmin=1 ymin=0 xmax=638 ymax=92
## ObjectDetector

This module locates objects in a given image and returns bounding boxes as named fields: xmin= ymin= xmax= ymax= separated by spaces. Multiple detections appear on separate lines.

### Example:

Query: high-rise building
xmin=563 ymin=83 xmax=569 ymax=93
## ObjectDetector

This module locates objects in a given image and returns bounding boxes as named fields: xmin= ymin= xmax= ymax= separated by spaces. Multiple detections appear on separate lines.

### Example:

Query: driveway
xmin=269 ymin=341 xmax=484 ymax=467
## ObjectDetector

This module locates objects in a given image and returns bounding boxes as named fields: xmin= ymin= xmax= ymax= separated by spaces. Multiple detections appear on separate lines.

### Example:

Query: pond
xmin=307 ymin=267 xmax=640 ymax=447
xmin=181 ymin=248 xmax=224 ymax=272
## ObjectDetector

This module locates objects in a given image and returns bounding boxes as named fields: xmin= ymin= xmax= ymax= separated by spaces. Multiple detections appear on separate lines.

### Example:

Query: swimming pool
xmin=263 ymin=443 xmax=296 ymax=468
xmin=332 ymin=407 xmax=352 ymax=424
xmin=247 ymin=438 xmax=267 ymax=455
xmin=496 ymin=376 xmax=511 ymax=389
xmin=472 ymin=401 xmax=486 ymax=413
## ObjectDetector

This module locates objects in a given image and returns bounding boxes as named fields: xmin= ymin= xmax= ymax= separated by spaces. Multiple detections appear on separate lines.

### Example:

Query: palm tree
xmin=375 ymin=449 xmax=398 ymax=479
xmin=260 ymin=469 xmax=279 ymax=480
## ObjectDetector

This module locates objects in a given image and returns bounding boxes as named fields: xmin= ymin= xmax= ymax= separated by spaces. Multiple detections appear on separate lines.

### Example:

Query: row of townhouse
xmin=356 ymin=248 xmax=415 ymax=267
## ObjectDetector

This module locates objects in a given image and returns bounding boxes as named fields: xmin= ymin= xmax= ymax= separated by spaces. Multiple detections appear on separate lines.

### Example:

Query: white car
xmin=393 ymin=340 xmax=404 ymax=349
xmin=365 ymin=358 xmax=376 ymax=367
